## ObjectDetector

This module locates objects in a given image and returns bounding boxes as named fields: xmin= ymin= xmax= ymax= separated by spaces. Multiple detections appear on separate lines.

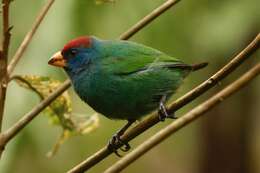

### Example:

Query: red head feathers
xmin=62 ymin=36 xmax=92 ymax=53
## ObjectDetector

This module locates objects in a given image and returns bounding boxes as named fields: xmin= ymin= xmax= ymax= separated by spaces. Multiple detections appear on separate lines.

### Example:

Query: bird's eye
xmin=70 ymin=49 xmax=78 ymax=56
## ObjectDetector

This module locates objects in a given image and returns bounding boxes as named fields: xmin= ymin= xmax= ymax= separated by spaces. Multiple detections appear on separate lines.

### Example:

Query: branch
xmin=0 ymin=0 xmax=182 ymax=149
xmin=118 ymin=0 xmax=180 ymax=40
xmin=104 ymin=63 xmax=260 ymax=173
xmin=7 ymin=0 xmax=55 ymax=75
xmin=0 ymin=0 xmax=11 ymax=132
xmin=67 ymin=33 xmax=260 ymax=173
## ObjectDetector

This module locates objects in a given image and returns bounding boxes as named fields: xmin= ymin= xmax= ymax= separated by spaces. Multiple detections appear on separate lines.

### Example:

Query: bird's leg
xmin=108 ymin=119 xmax=135 ymax=157
xmin=158 ymin=95 xmax=177 ymax=121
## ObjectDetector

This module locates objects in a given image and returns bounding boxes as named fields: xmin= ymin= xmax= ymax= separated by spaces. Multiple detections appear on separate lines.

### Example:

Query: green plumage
xmin=48 ymin=36 xmax=207 ymax=151
xmin=69 ymin=38 xmax=192 ymax=120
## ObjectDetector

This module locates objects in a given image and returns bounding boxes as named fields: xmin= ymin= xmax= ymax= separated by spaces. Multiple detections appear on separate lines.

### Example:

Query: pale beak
xmin=48 ymin=51 xmax=67 ymax=67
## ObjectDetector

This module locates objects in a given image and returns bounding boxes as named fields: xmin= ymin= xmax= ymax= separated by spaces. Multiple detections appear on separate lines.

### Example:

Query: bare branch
xmin=104 ymin=63 xmax=260 ymax=173
xmin=0 ymin=0 xmax=182 ymax=149
xmin=7 ymin=0 xmax=55 ymax=75
xmin=0 ymin=0 xmax=11 ymax=132
xmin=67 ymin=33 xmax=259 ymax=173
xmin=119 ymin=0 xmax=180 ymax=40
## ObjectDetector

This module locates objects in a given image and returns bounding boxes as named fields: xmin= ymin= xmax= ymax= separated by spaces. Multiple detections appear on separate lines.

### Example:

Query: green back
xmin=98 ymin=39 xmax=184 ymax=75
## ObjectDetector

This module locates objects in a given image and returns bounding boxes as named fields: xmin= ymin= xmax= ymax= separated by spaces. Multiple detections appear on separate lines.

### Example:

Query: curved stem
xmin=10 ymin=75 xmax=44 ymax=100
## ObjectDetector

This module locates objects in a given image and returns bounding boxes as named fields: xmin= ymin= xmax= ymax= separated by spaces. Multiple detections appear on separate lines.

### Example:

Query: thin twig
xmin=7 ymin=0 xmax=55 ymax=75
xmin=10 ymin=75 xmax=44 ymax=100
xmin=67 ymin=33 xmax=259 ymax=173
xmin=104 ymin=63 xmax=260 ymax=173
xmin=118 ymin=0 xmax=180 ymax=40
xmin=0 ymin=0 xmax=182 ymax=149
xmin=0 ymin=0 xmax=11 ymax=132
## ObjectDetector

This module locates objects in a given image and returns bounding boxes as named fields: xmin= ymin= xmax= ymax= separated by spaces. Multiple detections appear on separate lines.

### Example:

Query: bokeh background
xmin=0 ymin=0 xmax=259 ymax=172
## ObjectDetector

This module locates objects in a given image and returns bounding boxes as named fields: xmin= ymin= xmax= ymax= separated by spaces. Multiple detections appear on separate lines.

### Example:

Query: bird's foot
xmin=107 ymin=133 xmax=131 ymax=157
xmin=107 ymin=120 xmax=135 ymax=157
xmin=158 ymin=102 xmax=177 ymax=121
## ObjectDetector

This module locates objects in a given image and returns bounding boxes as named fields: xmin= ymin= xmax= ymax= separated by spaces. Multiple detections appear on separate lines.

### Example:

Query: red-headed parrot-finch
xmin=48 ymin=36 xmax=207 ymax=155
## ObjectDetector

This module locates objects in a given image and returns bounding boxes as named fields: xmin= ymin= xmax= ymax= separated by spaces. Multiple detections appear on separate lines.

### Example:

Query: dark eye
xmin=69 ymin=49 xmax=78 ymax=56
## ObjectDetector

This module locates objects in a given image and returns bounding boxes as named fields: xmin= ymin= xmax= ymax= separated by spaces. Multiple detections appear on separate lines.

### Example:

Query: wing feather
xmin=100 ymin=40 xmax=188 ymax=76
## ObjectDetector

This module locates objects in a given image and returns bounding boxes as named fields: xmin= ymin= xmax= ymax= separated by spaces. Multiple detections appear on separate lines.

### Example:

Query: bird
xmin=48 ymin=36 xmax=207 ymax=155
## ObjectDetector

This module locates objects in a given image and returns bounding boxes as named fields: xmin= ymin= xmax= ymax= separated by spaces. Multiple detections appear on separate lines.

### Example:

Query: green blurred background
xmin=0 ymin=0 xmax=259 ymax=172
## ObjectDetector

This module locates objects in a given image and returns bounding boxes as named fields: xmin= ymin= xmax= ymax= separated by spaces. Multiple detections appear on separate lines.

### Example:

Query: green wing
xmin=101 ymin=40 xmax=189 ymax=75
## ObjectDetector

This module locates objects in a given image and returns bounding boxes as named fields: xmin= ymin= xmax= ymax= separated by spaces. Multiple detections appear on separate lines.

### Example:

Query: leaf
xmin=14 ymin=75 xmax=99 ymax=157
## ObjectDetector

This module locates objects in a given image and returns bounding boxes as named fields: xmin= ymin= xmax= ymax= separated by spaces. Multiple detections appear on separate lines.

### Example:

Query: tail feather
xmin=190 ymin=62 xmax=208 ymax=71
xmin=165 ymin=62 xmax=208 ymax=71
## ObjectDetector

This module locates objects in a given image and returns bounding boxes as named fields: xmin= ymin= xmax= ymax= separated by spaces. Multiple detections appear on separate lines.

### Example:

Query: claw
xmin=119 ymin=142 xmax=131 ymax=152
xmin=107 ymin=133 xmax=131 ymax=157
xmin=158 ymin=96 xmax=177 ymax=121
xmin=107 ymin=120 xmax=135 ymax=157
xmin=108 ymin=135 xmax=122 ymax=157
xmin=158 ymin=102 xmax=168 ymax=121
xmin=166 ymin=113 xmax=177 ymax=119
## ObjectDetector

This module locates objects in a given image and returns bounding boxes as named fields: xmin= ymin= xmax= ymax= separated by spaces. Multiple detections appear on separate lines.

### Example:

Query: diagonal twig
xmin=7 ymin=0 xmax=55 ymax=75
xmin=67 ymin=33 xmax=259 ymax=173
xmin=104 ymin=63 xmax=260 ymax=173
xmin=119 ymin=0 xmax=181 ymax=40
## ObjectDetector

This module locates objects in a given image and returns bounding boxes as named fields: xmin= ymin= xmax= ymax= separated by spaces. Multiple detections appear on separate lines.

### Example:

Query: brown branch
xmin=7 ymin=0 xmax=55 ymax=75
xmin=0 ymin=0 xmax=11 ymax=132
xmin=67 ymin=33 xmax=260 ymax=173
xmin=118 ymin=0 xmax=180 ymax=40
xmin=0 ymin=0 xmax=182 ymax=151
xmin=104 ymin=63 xmax=260 ymax=173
